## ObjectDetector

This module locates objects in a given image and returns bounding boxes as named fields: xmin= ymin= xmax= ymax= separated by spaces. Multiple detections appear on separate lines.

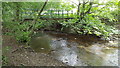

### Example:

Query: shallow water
xmin=30 ymin=31 xmax=118 ymax=66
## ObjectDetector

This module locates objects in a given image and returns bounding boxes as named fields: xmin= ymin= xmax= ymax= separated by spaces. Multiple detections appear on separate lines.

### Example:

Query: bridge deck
xmin=21 ymin=9 xmax=75 ymax=20
xmin=40 ymin=17 xmax=74 ymax=20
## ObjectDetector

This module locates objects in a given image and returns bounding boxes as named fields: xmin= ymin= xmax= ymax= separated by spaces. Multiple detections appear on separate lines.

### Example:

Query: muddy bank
xmin=7 ymin=47 xmax=67 ymax=66
xmin=2 ymin=35 xmax=67 ymax=66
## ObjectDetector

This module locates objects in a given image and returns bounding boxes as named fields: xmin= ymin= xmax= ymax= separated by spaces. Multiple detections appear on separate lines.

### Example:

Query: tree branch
xmin=77 ymin=2 xmax=81 ymax=15
xmin=84 ymin=2 xmax=93 ymax=14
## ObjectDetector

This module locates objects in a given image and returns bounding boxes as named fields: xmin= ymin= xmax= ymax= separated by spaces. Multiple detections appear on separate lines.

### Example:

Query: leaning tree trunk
xmin=29 ymin=0 xmax=49 ymax=34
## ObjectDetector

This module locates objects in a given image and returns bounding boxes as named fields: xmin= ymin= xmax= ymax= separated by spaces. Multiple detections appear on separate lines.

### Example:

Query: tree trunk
xmin=77 ymin=1 xmax=81 ymax=16
xmin=29 ymin=0 xmax=48 ymax=34
xmin=84 ymin=2 xmax=93 ymax=14
xmin=76 ymin=1 xmax=93 ymax=23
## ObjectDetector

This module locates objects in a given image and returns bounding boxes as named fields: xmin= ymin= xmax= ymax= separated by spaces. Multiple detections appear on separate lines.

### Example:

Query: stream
xmin=30 ymin=31 xmax=118 ymax=66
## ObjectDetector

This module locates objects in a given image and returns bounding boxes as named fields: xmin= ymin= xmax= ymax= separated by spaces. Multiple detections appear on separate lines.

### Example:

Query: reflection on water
xmin=30 ymin=32 xmax=51 ymax=53
xmin=30 ymin=31 xmax=118 ymax=66
xmin=50 ymin=39 xmax=81 ymax=66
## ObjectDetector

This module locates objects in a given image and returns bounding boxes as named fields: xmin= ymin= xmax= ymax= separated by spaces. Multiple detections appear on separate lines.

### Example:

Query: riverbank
xmin=2 ymin=35 xmax=67 ymax=66
xmin=3 ymin=30 xmax=119 ymax=66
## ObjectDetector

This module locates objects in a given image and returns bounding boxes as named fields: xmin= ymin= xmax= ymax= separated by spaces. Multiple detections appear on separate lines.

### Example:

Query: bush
xmin=61 ymin=14 xmax=116 ymax=39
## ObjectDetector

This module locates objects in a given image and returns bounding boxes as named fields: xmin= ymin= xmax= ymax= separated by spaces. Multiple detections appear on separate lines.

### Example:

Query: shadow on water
xmin=30 ymin=32 xmax=51 ymax=53
xmin=29 ymin=31 xmax=118 ymax=66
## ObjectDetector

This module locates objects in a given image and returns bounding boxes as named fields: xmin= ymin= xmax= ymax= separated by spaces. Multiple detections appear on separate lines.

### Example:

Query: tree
xmin=30 ymin=0 xmax=49 ymax=35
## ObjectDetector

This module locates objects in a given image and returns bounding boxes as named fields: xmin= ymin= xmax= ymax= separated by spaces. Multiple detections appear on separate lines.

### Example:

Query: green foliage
xmin=83 ymin=14 xmax=116 ymax=38
xmin=93 ymin=1 xmax=118 ymax=23
xmin=15 ymin=31 xmax=31 ymax=43
xmin=2 ymin=0 xmax=118 ymax=42
xmin=2 ymin=46 xmax=12 ymax=66
xmin=60 ymin=2 xmax=76 ymax=11
xmin=60 ymin=0 xmax=118 ymax=39
xmin=2 ymin=55 xmax=8 ymax=66
xmin=3 ymin=19 xmax=31 ymax=43
xmin=62 ymin=14 xmax=116 ymax=39
xmin=3 ymin=19 xmax=52 ymax=43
